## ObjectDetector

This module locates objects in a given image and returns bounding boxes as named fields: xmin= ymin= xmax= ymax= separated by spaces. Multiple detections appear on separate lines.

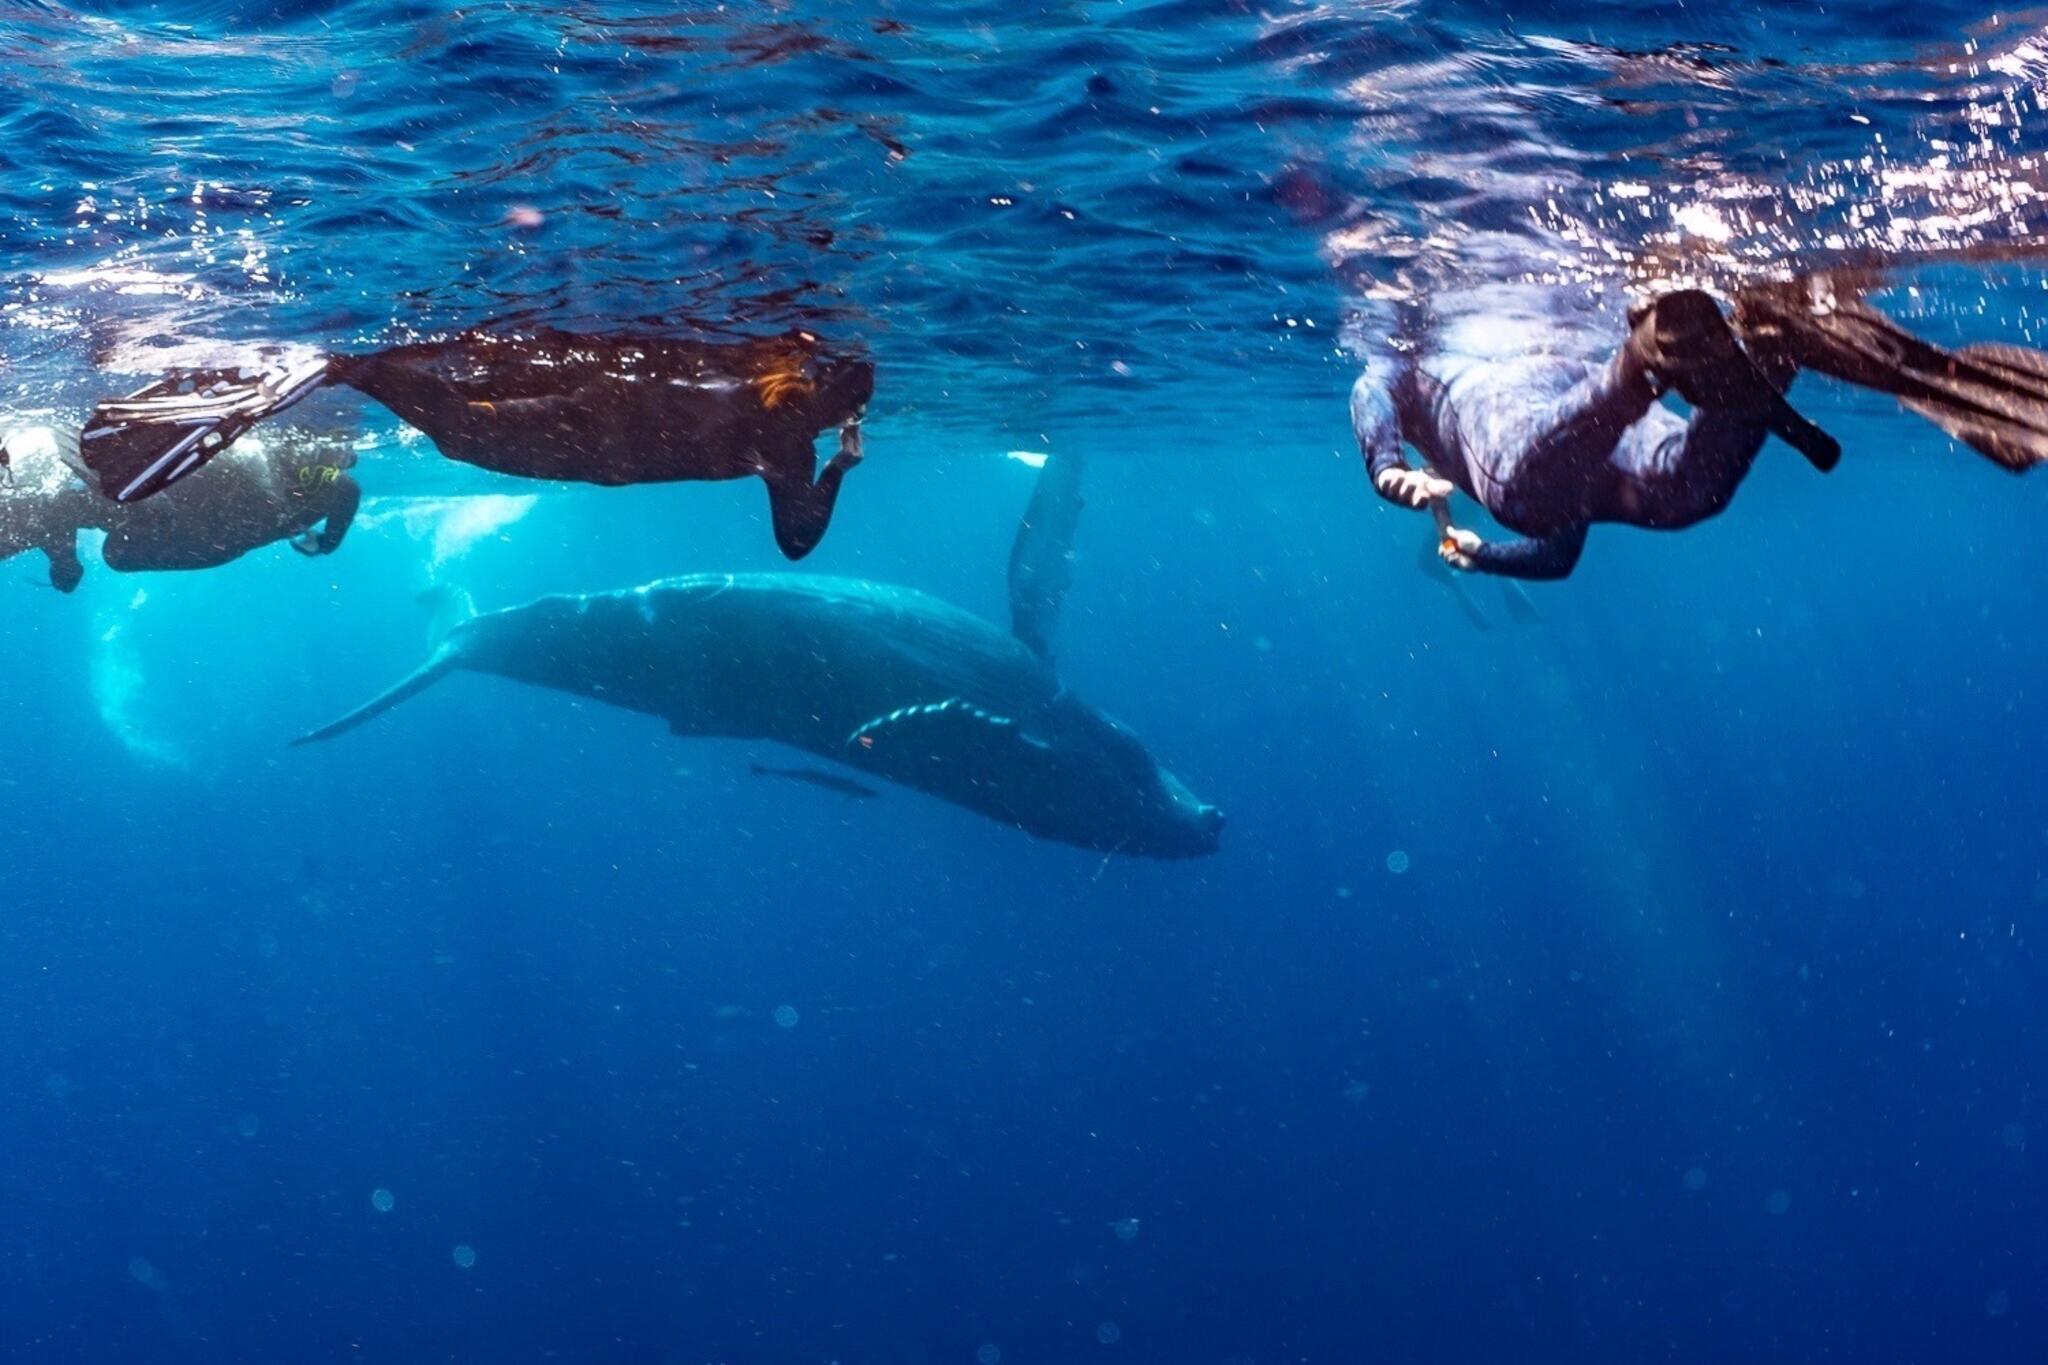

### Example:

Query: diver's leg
xmin=1595 ymin=405 xmax=1774 ymax=530
xmin=44 ymin=535 xmax=82 ymax=592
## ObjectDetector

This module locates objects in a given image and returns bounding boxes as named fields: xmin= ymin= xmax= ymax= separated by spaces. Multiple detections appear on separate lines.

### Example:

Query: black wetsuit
xmin=1352 ymin=311 xmax=1782 ymax=580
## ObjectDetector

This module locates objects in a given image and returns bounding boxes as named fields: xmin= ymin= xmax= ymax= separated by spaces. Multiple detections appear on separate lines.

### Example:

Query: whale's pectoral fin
xmin=845 ymin=698 xmax=1055 ymax=782
xmin=292 ymin=646 xmax=460 ymax=746
xmin=1007 ymin=451 xmax=1086 ymax=662
xmin=80 ymin=357 xmax=336 ymax=502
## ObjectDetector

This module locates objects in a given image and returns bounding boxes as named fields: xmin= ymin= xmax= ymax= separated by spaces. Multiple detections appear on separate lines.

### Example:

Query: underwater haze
xmin=5 ymin=2 xmax=2048 ymax=1362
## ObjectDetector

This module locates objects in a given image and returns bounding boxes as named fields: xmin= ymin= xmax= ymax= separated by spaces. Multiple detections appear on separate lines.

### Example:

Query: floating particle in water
xmin=773 ymin=1004 xmax=800 ymax=1029
xmin=1682 ymin=1167 xmax=1708 ymax=1193
xmin=1109 ymin=1217 xmax=1140 ymax=1241
xmin=235 ymin=1113 xmax=261 ymax=1139
xmin=370 ymin=1188 xmax=395 ymax=1214
xmin=127 ymin=1257 xmax=158 ymax=1289
xmin=1988 ymin=1289 xmax=2012 ymax=1318
xmin=1341 ymin=1080 xmax=1370 ymax=1105
xmin=2001 ymin=1121 xmax=2027 ymax=1151
xmin=1096 ymin=1321 xmax=1122 ymax=1345
xmin=505 ymin=205 xmax=545 ymax=230
xmin=451 ymin=1245 xmax=477 ymax=1269
xmin=1764 ymin=1190 xmax=1791 ymax=1216
xmin=330 ymin=71 xmax=359 ymax=99
xmin=977 ymin=1346 xmax=1002 ymax=1365
xmin=714 ymin=1004 xmax=742 ymax=1020
xmin=1385 ymin=850 xmax=1410 ymax=875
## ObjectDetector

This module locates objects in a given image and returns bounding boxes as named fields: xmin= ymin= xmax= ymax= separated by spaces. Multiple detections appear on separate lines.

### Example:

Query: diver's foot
xmin=1625 ymin=290 xmax=1772 ymax=411
xmin=1628 ymin=289 xmax=1843 ymax=472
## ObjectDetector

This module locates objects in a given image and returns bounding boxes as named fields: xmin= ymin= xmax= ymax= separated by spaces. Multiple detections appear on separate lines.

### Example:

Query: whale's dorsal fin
xmin=1006 ymin=451 xmax=1086 ymax=662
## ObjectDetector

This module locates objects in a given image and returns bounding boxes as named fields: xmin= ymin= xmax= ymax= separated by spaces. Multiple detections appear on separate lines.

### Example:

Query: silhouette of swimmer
xmin=1356 ymin=278 xmax=2048 ymax=580
xmin=96 ymin=435 xmax=360 ymax=573
xmin=1354 ymin=289 xmax=1838 ymax=581
xmin=0 ymin=428 xmax=357 ymax=589
xmin=79 ymin=328 xmax=875 ymax=560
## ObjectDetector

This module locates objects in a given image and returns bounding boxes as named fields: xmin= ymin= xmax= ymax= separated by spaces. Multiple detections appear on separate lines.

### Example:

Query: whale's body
xmin=300 ymin=565 xmax=1221 ymax=859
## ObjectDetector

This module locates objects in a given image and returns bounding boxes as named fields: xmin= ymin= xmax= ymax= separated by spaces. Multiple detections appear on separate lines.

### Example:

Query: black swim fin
xmin=79 ymin=358 xmax=334 ymax=502
xmin=1737 ymin=286 xmax=2048 ymax=472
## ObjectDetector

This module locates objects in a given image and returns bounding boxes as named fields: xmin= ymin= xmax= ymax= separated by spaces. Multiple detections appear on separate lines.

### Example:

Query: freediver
xmin=95 ymin=433 xmax=360 ymax=573
xmin=1354 ymin=276 xmax=2048 ymax=580
xmin=76 ymin=328 xmax=874 ymax=560
xmin=0 ymin=427 xmax=358 ymax=589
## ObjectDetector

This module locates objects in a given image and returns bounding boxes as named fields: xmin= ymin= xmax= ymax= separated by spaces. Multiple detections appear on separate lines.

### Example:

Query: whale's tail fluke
xmin=291 ymin=648 xmax=461 ymax=747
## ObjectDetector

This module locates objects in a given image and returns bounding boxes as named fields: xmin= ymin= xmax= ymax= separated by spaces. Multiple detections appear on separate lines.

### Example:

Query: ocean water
xmin=4 ymin=2 xmax=2048 ymax=1362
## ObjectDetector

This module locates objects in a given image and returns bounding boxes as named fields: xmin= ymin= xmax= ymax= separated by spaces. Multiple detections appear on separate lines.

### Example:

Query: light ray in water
xmin=89 ymin=588 xmax=189 ymax=770
xmin=357 ymin=493 xmax=539 ymax=571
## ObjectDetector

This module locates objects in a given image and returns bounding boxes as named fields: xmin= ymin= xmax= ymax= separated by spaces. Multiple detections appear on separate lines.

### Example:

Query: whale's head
xmin=1037 ymin=697 xmax=1224 ymax=860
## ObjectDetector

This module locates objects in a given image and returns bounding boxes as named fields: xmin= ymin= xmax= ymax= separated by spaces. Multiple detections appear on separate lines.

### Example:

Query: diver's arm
xmin=1445 ymin=524 xmax=1586 ymax=581
xmin=318 ymin=475 xmax=360 ymax=552
xmin=1353 ymin=365 xmax=1451 ymax=510
xmin=294 ymin=475 xmax=360 ymax=555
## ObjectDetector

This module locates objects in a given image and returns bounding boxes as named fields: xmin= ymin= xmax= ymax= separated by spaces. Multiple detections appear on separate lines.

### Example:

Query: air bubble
xmin=451 ymin=1244 xmax=477 ymax=1269
xmin=1764 ymin=1190 xmax=1791 ymax=1216
xmin=1682 ymin=1167 xmax=1708 ymax=1192
xmin=773 ymin=1004 xmax=800 ymax=1029
xmin=370 ymin=1188 xmax=395 ymax=1213
xmin=1096 ymin=1321 xmax=1122 ymax=1345
xmin=1385 ymin=850 xmax=1410 ymax=874
xmin=977 ymin=1346 xmax=1002 ymax=1365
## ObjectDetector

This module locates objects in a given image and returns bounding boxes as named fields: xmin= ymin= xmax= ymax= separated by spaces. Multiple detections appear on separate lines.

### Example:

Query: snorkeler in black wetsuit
xmin=1355 ymin=276 xmax=2048 ymax=581
xmin=1353 ymin=289 xmax=1838 ymax=580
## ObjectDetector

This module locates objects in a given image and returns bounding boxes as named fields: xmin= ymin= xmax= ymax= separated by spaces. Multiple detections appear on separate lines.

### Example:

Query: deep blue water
xmin=4 ymin=2 xmax=2048 ymax=1362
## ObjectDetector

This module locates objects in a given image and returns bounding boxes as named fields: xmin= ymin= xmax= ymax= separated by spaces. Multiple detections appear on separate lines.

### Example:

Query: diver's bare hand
xmin=1438 ymin=525 xmax=1482 ymax=572
xmin=830 ymin=422 xmax=865 ymax=471
xmin=1375 ymin=467 xmax=1453 ymax=510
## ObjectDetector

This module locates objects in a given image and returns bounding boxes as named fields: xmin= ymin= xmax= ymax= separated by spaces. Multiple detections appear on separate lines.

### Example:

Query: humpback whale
xmin=78 ymin=329 xmax=873 ymax=559
xmin=295 ymin=455 xmax=1222 ymax=859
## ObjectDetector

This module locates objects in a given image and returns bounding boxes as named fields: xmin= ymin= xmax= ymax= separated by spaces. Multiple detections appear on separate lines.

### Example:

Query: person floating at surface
xmin=1352 ymin=287 xmax=1840 ymax=581
xmin=76 ymin=327 xmax=874 ymax=560
xmin=1353 ymin=274 xmax=2048 ymax=580
xmin=95 ymin=431 xmax=361 ymax=574
xmin=0 ymin=427 xmax=358 ymax=590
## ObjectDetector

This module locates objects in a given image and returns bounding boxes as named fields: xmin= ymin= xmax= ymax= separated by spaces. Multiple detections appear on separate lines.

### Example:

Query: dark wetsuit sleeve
xmin=1465 ymin=525 xmax=1586 ymax=581
xmin=315 ymin=476 xmax=360 ymax=553
xmin=1350 ymin=363 xmax=1411 ymax=491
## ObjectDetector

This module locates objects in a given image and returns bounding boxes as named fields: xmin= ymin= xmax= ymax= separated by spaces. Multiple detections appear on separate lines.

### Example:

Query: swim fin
xmin=1736 ymin=287 xmax=2048 ymax=472
xmin=78 ymin=358 xmax=333 ymax=502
